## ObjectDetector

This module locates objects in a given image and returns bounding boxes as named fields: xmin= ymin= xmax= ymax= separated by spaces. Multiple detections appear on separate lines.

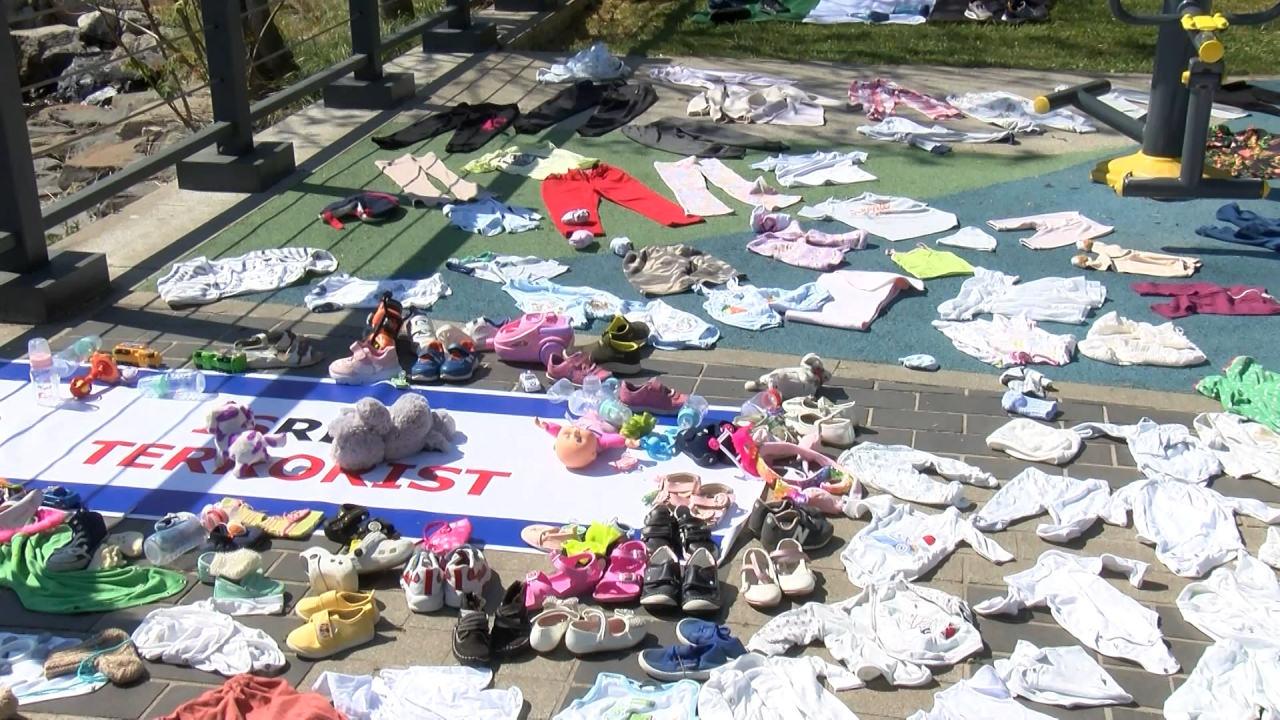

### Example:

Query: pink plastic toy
xmin=493 ymin=313 xmax=574 ymax=365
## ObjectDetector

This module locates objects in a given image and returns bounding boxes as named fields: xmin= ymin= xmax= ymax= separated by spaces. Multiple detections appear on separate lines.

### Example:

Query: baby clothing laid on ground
xmin=649 ymin=65 xmax=798 ymax=90
xmin=654 ymin=157 xmax=801 ymax=216
xmin=856 ymin=117 xmax=1014 ymax=154
xmin=1193 ymin=412 xmax=1280 ymax=486
xmin=371 ymin=102 xmax=519 ymax=153
xmin=748 ymin=578 xmax=982 ymax=687
xmin=697 ymin=654 xmax=859 ymax=720
xmin=972 ymin=467 xmax=1110 ymax=542
xmin=696 ymin=279 xmax=831 ymax=331
xmin=688 ymin=83 xmax=840 ymax=126
xmin=577 ymin=82 xmax=659 ymax=138
xmin=946 ymin=91 xmax=1096 ymax=134
xmin=848 ymin=78 xmax=960 ymax=121
xmin=1264 ymin=527 xmax=1280 ymax=568
xmin=1072 ymin=241 xmax=1200 ymax=277
xmin=936 ymin=226 xmax=998 ymax=251
xmin=158 ymin=675 xmax=344 ymax=720
xmin=747 ymin=221 xmax=867 ymax=270
xmin=799 ymin=193 xmax=958 ymax=241
xmin=1001 ymin=366 xmax=1053 ymax=397
xmin=314 ymin=666 xmax=523 ymax=720
xmin=158 ymin=248 xmax=338 ymax=306
xmin=623 ymin=244 xmax=740 ymax=296
xmin=786 ymin=270 xmax=924 ymax=331
xmin=987 ymin=211 xmax=1114 ymax=250
xmin=841 ymin=495 xmax=1013 ymax=586
xmin=542 ymin=163 xmax=703 ymax=237
xmin=1196 ymin=202 xmax=1280 ymax=251
xmin=750 ymin=151 xmax=876 ymax=187
xmin=1133 ymin=281 xmax=1280 ymax=318
xmin=0 ymin=632 xmax=108 ymax=705
xmin=994 ymin=641 xmax=1132 ymax=708
xmin=305 ymin=274 xmax=451 ymax=312
xmin=985 ymin=417 xmax=1082 ymax=464
xmin=622 ymin=299 xmax=720 ymax=350
xmin=806 ymin=0 xmax=934 ymax=24
xmin=375 ymin=152 xmax=479 ymax=202
xmin=1105 ymin=477 xmax=1279 ymax=577
xmin=1076 ymin=311 xmax=1207 ymax=367
xmin=502 ymin=279 xmax=626 ymax=328
xmin=838 ymin=443 xmax=997 ymax=506
xmin=937 ymin=267 xmax=1106 ymax=323
xmin=933 ymin=314 xmax=1078 ymax=367
xmin=621 ymin=118 xmax=788 ymax=159
xmin=1177 ymin=553 xmax=1280 ymax=645
xmin=974 ymin=550 xmax=1179 ymax=674
xmin=1073 ymin=418 xmax=1221 ymax=485
xmin=1197 ymin=355 xmax=1280 ymax=432
xmin=908 ymin=665 xmax=1057 ymax=720
xmin=1163 ymin=640 xmax=1280 ymax=720
xmin=443 ymin=197 xmax=540 ymax=236
xmin=131 ymin=604 xmax=285 ymax=676
xmin=461 ymin=145 xmax=597 ymax=180
xmin=536 ymin=42 xmax=627 ymax=83
xmin=888 ymin=245 xmax=975 ymax=279
xmin=512 ymin=80 xmax=605 ymax=134
xmin=554 ymin=673 xmax=696 ymax=720
xmin=445 ymin=253 xmax=568 ymax=284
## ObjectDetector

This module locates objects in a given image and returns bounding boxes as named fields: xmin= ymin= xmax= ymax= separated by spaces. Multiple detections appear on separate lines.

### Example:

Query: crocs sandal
xmin=421 ymin=518 xmax=472 ymax=556
xmin=593 ymin=540 xmax=647 ymax=603
xmin=524 ymin=551 xmax=604 ymax=609
xmin=348 ymin=530 xmax=416 ymax=574
xmin=561 ymin=520 xmax=626 ymax=557
xmin=324 ymin=504 xmax=369 ymax=544
xmin=520 ymin=523 xmax=584 ymax=553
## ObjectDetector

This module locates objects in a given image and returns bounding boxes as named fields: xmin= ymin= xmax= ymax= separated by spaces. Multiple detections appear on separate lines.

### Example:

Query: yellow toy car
xmin=112 ymin=342 xmax=163 ymax=368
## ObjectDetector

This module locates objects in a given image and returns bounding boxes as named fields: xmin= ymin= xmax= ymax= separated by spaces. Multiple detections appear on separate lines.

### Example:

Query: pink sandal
xmin=592 ymin=540 xmax=647 ymax=603
xmin=688 ymin=482 xmax=734 ymax=524
xmin=652 ymin=472 xmax=700 ymax=508
xmin=421 ymin=518 xmax=472 ymax=556
xmin=524 ymin=551 xmax=604 ymax=609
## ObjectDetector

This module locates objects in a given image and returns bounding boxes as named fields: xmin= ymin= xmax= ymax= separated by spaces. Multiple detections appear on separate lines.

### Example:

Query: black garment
xmin=513 ymin=80 xmax=607 ymax=134
xmin=371 ymin=102 xmax=520 ymax=153
xmin=1216 ymin=82 xmax=1280 ymax=117
xmin=621 ymin=118 xmax=789 ymax=159
xmin=577 ymin=82 xmax=658 ymax=138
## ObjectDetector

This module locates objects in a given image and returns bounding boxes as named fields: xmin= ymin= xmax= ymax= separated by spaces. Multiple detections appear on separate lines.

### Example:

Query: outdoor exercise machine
xmin=1035 ymin=0 xmax=1280 ymax=199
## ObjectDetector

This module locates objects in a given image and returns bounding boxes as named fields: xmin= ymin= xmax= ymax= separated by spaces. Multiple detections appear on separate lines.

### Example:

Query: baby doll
xmin=535 ymin=418 xmax=634 ymax=470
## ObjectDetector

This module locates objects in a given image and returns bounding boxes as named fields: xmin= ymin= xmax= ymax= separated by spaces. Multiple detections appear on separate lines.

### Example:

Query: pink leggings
xmin=542 ymin=163 xmax=703 ymax=237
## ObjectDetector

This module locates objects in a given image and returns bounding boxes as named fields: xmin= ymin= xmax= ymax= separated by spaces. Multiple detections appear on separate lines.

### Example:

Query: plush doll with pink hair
xmin=205 ymin=400 xmax=286 ymax=476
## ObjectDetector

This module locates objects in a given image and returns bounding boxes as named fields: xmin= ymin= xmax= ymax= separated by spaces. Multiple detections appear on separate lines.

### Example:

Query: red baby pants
xmin=542 ymin=163 xmax=703 ymax=236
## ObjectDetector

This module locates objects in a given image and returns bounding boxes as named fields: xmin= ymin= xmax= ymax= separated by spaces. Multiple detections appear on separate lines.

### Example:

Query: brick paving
xmin=2 ymin=291 xmax=1258 ymax=720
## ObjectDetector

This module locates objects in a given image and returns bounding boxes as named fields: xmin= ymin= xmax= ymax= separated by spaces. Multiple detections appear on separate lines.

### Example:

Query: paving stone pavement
xmin=2 ymin=292 xmax=1260 ymax=720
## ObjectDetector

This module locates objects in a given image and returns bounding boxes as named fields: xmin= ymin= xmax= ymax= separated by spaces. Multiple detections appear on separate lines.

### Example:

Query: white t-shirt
xmin=799 ymin=193 xmax=957 ymax=241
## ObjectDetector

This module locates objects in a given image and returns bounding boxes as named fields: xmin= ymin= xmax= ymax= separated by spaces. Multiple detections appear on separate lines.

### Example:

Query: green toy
xmin=619 ymin=412 xmax=657 ymax=440
xmin=191 ymin=350 xmax=249 ymax=374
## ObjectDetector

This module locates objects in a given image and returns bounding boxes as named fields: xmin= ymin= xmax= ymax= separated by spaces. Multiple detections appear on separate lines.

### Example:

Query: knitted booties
xmin=0 ymin=685 xmax=15 ymax=720
xmin=44 ymin=628 xmax=146 ymax=685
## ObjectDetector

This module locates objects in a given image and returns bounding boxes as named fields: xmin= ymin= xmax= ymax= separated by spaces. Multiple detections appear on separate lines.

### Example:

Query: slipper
xmin=324 ymin=504 xmax=369 ymax=544
xmin=520 ymin=523 xmax=584 ymax=553
xmin=592 ymin=540 xmax=646 ymax=603
xmin=234 ymin=330 xmax=322 ymax=369
xmin=421 ymin=518 xmax=472 ymax=556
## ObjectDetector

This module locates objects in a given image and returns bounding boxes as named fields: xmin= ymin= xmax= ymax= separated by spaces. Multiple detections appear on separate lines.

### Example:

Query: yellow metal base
xmin=1091 ymin=151 xmax=1232 ymax=195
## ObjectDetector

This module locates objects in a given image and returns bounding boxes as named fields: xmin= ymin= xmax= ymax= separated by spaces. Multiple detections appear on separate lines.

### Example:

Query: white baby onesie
xmin=987 ymin=211 xmax=1113 ymax=250
xmin=838 ymin=443 xmax=998 ymax=506
xmin=1076 ymin=311 xmax=1207 ymax=367
xmin=908 ymin=665 xmax=1056 ymax=720
xmin=799 ymin=193 xmax=958 ymax=241
xmin=974 ymin=550 xmax=1179 ymax=674
xmin=1106 ymin=477 xmax=1280 ymax=577
xmin=130 ymin=603 xmax=286 ymax=676
xmin=973 ymin=467 xmax=1111 ymax=542
xmin=1164 ymin=640 xmax=1280 ymax=720
xmin=1072 ymin=418 xmax=1221 ymax=485
xmin=1193 ymin=412 xmax=1280 ymax=487
xmin=933 ymin=314 xmax=1077 ymax=367
xmin=993 ymin=641 xmax=1132 ymax=707
xmin=314 ymin=666 xmax=524 ymax=720
xmin=841 ymin=495 xmax=1014 ymax=587
xmin=751 ymin=150 xmax=876 ymax=187
xmin=305 ymin=273 xmax=452 ymax=312
xmin=856 ymin=116 xmax=1014 ymax=153
xmin=697 ymin=654 xmax=860 ymax=720
xmin=937 ymin=267 xmax=1106 ymax=324
xmin=749 ymin=578 xmax=983 ymax=687
xmin=158 ymin=248 xmax=339 ymax=306
xmin=946 ymin=91 xmax=1096 ymax=134
xmin=1176 ymin=553 xmax=1280 ymax=645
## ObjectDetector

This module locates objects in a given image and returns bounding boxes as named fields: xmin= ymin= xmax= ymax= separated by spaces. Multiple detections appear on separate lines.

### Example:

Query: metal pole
xmin=448 ymin=0 xmax=472 ymax=30
xmin=200 ymin=0 xmax=255 ymax=156
xmin=1142 ymin=0 xmax=1196 ymax=158
xmin=349 ymin=0 xmax=383 ymax=82
xmin=0 ymin=12 xmax=49 ymax=272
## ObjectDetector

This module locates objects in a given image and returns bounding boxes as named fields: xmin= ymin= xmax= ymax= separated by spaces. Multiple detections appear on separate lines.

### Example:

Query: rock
xmin=64 ymin=138 xmax=141 ymax=170
xmin=77 ymin=10 xmax=119 ymax=44
xmin=35 ymin=0 xmax=92 ymax=24
xmin=11 ymin=24 xmax=83 ymax=86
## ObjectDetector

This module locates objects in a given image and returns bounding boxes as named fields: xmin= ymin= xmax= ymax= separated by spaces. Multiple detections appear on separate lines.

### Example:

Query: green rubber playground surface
xmin=157 ymin=90 xmax=1280 ymax=394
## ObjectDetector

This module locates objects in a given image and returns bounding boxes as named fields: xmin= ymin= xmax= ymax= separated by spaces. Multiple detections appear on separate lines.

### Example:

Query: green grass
xmin=553 ymin=0 xmax=1280 ymax=74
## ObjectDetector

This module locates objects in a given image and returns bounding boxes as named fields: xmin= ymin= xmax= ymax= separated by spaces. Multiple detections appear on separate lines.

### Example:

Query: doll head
xmin=554 ymin=424 xmax=600 ymax=469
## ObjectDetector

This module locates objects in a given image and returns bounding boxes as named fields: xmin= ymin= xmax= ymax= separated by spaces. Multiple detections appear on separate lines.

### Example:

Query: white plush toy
xmin=744 ymin=353 xmax=830 ymax=399
xmin=205 ymin=400 xmax=287 ymax=476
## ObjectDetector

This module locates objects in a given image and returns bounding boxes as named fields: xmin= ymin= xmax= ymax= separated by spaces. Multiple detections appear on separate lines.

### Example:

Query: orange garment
xmin=156 ymin=675 xmax=345 ymax=720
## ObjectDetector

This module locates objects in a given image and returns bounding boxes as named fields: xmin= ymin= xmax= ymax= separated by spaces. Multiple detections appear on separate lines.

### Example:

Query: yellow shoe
xmin=286 ymin=602 xmax=377 ymax=659
xmin=294 ymin=590 xmax=378 ymax=621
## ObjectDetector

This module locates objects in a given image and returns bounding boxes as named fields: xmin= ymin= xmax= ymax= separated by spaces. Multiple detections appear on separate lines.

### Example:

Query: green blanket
xmin=1197 ymin=356 xmax=1280 ymax=432
xmin=692 ymin=0 xmax=820 ymax=23
xmin=0 ymin=527 xmax=187 ymax=614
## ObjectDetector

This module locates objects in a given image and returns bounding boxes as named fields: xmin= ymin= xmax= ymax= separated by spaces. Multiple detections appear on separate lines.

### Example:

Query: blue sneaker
xmin=639 ymin=638 xmax=744 ymax=681
xmin=409 ymin=341 xmax=446 ymax=384
xmin=674 ymin=619 xmax=747 ymax=652
xmin=439 ymin=343 xmax=477 ymax=382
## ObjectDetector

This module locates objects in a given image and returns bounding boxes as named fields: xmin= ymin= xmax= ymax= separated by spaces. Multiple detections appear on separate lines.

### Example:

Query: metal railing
xmin=0 ymin=0 xmax=494 ymax=321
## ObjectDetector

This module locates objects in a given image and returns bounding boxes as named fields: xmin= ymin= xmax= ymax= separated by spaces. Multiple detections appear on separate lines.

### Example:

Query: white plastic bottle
xmin=27 ymin=338 xmax=62 ymax=407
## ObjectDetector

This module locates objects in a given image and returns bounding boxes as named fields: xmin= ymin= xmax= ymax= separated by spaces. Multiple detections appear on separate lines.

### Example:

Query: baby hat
xmin=986 ymin=418 xmax=1082 ymax=465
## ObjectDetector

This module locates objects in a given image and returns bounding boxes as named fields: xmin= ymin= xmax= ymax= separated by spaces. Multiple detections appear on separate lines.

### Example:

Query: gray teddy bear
xmin=328 ymin=394 xmax=457 ymax=473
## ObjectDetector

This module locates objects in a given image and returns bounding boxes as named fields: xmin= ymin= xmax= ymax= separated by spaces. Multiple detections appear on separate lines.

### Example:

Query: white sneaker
xmin=401 ymin=548 xmax=445 ymax=613
xmin=783 ymin=397 xmax=857 ymax=447
xmin=349 ymin=531 xmax=416 ymax=574
xmin=407 ymin=314 xmax=435 ymax=356
xmin=564 ymin=608 xmax=649 ymax=655
xmin=530 ymin=598 xmax=581 ymax=653
xmin=443 ymin=545 xmax=492 ymax=608
xmin=435 ymin=323 xmax=473 ymax=349
xmin=301 ymin=546 xmax=358 ymax=594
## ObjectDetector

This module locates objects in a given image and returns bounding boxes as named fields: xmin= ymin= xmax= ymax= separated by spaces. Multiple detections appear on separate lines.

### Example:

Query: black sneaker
xmin=489 ymin=580 xmax=530 ymax=658
xmin=46 ymin=510 xmax=107 ymax=572
xmin=680 ymin=548 xmax=720 ymax=613
xmin=760 ymin=507 xmax=834 ymax=552
xmin=452 ymin=593 xmax=492 ymax=665
xmin=324 ymin=504 xmax=369 ymax=544
xmin=642 ymin=505 xmax=679 ymax=556
xmin=674 ymin=506 xmax=717 ymax=559
xmin=1002 ymin=0 xmax=1048 ymax=22
xmin=745 ymin=498 xmax=794 ymax=538
xmin=640 ymin=546 xmax=681 ymax=608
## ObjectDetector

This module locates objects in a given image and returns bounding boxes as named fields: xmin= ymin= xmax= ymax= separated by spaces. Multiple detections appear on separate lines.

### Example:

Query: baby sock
xmin=1001 ymin=389 xmax=1059 ymax=420
xmin=610 ymin=237 xmax=633 ymax=257
xmin=561 ymin=209 xmax=591 ymax=226
xmin=898 ymin=354 xmax=939 ymax=371
xmin=568 ymin=230 xmax=594 ymax=249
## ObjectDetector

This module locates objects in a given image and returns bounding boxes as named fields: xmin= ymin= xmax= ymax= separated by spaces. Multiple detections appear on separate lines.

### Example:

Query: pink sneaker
xmin=329 ymin=341 xmax=400 ymax=385
xmin=593 ymin=540 xmax=646 ymax=603
xmin=619 ymin=379 xmax=688 ymax=415
xmin=547 ymin=350 xmax=613 ymax=385
xmin=493 ymin=313 xmax=574 ymax=365
xmin=524 ymin=551 xmax=604 ymax=609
